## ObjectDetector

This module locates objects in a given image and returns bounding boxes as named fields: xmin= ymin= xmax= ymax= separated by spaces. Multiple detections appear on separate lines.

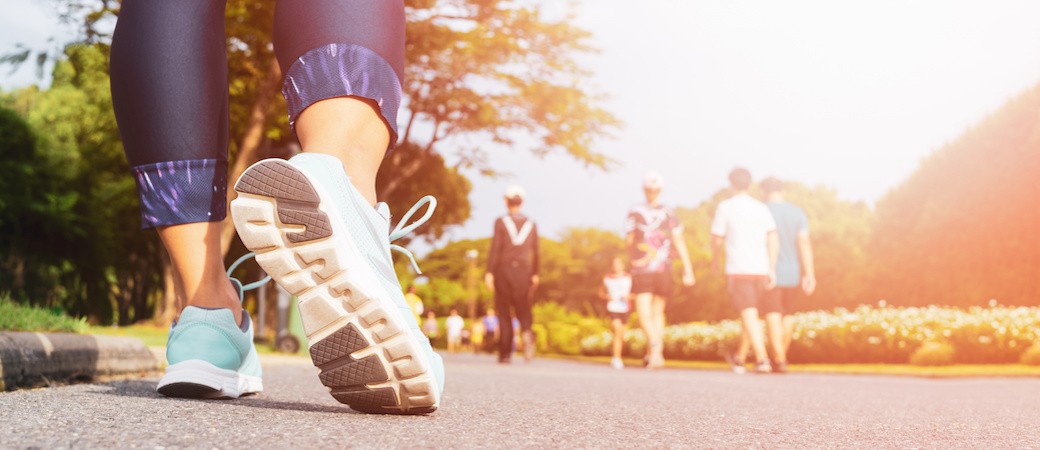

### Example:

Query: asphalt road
xmin=2 ymin=353 xmax=1039 ymax=448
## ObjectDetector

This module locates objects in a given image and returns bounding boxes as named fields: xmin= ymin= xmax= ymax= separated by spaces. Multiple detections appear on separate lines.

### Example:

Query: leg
xmin=735 ymin=332 xmax=751 ymax=364
xmin=652 ymin=295 xmax=667 ymax=345
xmin=783 ymin=315 xmax=796 ymax=354
xmin=764 ymin=312 xmax=786 ymax=363
xmin=634 ymin=293 xmax=655 ymax=358
xmin=651 ymin=295 xmax=667 ymax=363
xmin=494 ymin=276 xmax=515 ymax=362
xmin=611 ymin=318 xmax=625 ymax=360
xmin=111 ymin=0 xmax=239 ymax=320
xmin=740 ymin=307 xmax=769 ymax=363
xmin=273 ymin=0 xmax=405 ymax=206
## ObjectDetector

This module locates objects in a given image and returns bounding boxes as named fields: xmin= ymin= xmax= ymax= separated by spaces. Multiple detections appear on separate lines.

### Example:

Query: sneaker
xmin=772 ymin=361 xmax=789 ymax=374
xmin=611 ymin=357 xmax=624 ymax=370
xmin=754 ymin=359 xmax=772 ymax=374
xmin=724 ymin=351 xmax=747 ymax=374
xmin=231 ymin=154 xmax=443 ymax=414
xmin=156 ymin=258 xmax=268 ymax=399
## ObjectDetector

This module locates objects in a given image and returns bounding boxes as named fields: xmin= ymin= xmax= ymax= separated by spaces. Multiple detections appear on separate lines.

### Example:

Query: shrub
xmin=1019 ymin=343 xmax=1040 ymax=365
xmin=575 ymin=304 xmax=1040 ymax=364
xmin=909 ymin=342 xmax=956 ymax=366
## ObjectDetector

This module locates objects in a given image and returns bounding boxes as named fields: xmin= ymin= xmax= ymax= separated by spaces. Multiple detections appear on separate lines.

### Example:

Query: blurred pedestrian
xmin=404 ymin=285 xmax=425 ymax=326
xmin=711 ymin=168 xmax=779 ymax=374
xmin=760 ymin=177 xmax=816 ymax=373
xmin=600 ymin=256 xmax=633 ymax=370
xmin=423 ymin=311 xmax=439 ymax=340
xmin=485 ymin=186 xmax=540 ymax=363
xmin=446 ymin=309 xmax=465 ymax=353
xmin=626 ymin=172 xmax=696 ymax=369
xmin=482 ymin=308 xmax=500 ymax=354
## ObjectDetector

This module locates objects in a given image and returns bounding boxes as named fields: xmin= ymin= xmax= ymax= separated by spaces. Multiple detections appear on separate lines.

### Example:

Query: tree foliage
xmin=1 ymin=0 xmax=616 ymax=324
xmin=870 ymin=82 xmax=1040 ymax=307
xmin=1 ymin=44 xmax=163 ymax=324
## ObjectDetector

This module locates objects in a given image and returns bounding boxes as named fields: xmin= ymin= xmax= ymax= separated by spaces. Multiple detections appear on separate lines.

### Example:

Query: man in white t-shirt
xmin=711 ymin=167 xmax=779 ymax=374
xmin=445 ymin=309 xmax=466 ymax=353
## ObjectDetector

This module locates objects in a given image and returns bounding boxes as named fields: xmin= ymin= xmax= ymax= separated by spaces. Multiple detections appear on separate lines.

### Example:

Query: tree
xmin=870 ymin=82 xmax=1040 ymax=307
xmin=2 ymin=44 xmax=164 ymax=324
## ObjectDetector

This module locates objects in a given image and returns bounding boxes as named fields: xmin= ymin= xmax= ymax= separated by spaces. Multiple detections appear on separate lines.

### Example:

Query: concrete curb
xmin=0 ymin=332 xmax=161 ymax=391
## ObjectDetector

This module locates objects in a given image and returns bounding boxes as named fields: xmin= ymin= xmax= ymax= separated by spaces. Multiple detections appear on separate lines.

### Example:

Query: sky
xmin=4 ymin=0 xmax=1040 ymax=249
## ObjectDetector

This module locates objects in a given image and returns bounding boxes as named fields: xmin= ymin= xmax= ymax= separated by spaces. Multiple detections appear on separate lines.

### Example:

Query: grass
xmin=546 ymin=354 xmax=1040 ymax=378
xmin=88 ymin=323 xmax=170 ymax=347
xmin=0 ymin=298 xmax=88 ymax=333
xmin=87 ymin=323 xmax=300 ymax=356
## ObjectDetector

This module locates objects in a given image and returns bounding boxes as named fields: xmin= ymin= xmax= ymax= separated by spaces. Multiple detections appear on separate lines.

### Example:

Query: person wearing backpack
xmin=484 ymin=185 xmax=540 ymax=364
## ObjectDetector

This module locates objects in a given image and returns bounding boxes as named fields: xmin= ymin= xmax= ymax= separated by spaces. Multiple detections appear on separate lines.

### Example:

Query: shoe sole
xmin=231 ymin=159 xmax=439 ymax=414
xmin=157 ymin=360 xmax=262 ymax=399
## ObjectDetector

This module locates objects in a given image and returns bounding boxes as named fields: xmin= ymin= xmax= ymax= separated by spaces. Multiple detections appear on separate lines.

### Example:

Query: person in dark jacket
xmin=484 ymin=185 xmax=540 ymax=363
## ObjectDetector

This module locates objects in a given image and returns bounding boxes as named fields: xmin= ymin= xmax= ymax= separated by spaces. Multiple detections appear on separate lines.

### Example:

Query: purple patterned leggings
xmin=110 ymin=0 xmax=404 ymax=228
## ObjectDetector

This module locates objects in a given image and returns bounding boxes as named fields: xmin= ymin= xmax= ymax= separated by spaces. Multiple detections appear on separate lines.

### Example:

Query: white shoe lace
xmin=388 ymin=195 xmax=437 ymax=274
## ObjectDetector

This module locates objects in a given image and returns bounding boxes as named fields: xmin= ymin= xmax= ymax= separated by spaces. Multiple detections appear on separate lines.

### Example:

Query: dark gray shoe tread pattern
xmin=311 ymin=324 xmax=424 ymax=414
xmin=235 ymin=160 xmax=332 ymax=244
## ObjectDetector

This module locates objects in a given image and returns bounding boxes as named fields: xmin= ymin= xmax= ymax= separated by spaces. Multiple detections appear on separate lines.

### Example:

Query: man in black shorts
xmin=485 ymin=185 xmax=540 ymax=363
xmin=711 ymin=168 xmax=779 ymax=374
xmin=625 ymin=172 xmax=695 ymax=369
xmin=760 ymin=177 xmax=816 ymax=373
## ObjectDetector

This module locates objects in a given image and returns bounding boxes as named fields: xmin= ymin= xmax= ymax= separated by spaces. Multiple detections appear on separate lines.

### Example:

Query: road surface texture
xmin=2 ymin=353 xmax=1038 ymax=448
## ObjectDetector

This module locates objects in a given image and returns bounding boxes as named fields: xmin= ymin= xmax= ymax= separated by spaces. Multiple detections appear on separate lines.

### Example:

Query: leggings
xmin=110 ymin=0 xmax=404 ymax=228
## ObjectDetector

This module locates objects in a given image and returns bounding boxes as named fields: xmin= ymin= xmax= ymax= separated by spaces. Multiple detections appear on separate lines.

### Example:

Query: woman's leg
xmin=273 ymin=0 xmax=405 ymax=205
xmin=634 ymin=293 xmax=655 ymax=357
xmin=611 ymin=319 xmax=625 ymax=360
xmin=110 ymin=0 xmax=240 ymax=322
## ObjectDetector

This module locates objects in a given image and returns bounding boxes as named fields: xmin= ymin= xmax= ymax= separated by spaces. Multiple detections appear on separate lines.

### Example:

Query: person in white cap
xmin=485 ymin=185 xmax=540 ymax=363
xmin=625 ymin=172 xmax=696 ymax=369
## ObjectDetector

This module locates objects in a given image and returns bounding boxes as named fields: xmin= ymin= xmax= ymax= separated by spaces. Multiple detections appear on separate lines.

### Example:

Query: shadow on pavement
xmin=94 ymin=379 xmax=356 ymax=414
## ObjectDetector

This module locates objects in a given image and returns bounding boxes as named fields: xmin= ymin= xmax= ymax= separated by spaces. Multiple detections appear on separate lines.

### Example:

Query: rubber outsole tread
xmin=235 ymin=160 xmax=319 ymax=203
xmin=309 ymin=323 xmax=369 ymax=366
xmin=232 ymin=159 xmax=439 ymax=415
xmin=157 ymin=383 xmax=221 ymax=399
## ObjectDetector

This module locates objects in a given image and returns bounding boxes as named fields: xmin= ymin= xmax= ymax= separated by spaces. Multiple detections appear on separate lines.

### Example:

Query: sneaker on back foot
xmin=772 ymin=361 xmax=789 ymax=374
xmin=231 ymin=154 xmax=443 ymax=415
xmin=157 ymin=266 xmax=268 ymax=399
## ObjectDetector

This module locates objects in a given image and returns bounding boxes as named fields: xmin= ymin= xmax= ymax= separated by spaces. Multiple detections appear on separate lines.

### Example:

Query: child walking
xmin=601 ymin=256 xmax=633 ymax=370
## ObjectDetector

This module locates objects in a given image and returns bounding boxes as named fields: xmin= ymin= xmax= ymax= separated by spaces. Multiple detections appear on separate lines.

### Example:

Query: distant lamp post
xmin=465 ymin=249 xmax=479 ymax=321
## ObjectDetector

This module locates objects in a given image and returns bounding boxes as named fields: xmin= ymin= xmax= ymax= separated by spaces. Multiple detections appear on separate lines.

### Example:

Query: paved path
xmin=2 ymin=353 xmax=1038 ymax=448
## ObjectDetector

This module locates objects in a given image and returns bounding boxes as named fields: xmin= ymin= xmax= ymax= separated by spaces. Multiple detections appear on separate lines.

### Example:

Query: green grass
xmin=87 ymin=323 xmax=300 ymax=356
xmin=88 ymin=323 xmax=170 ymax=347
xmin=547 ymin=354 xmax=1040 ymax=378
xmin=0 ymin=298 xmax=88 ymax=333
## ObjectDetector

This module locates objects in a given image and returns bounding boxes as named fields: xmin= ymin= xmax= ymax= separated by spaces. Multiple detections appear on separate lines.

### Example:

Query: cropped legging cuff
xmin=282 ymin=43 xmax=402 ymax=145
xmin=132 ymin=159 xmax=228 ymax=229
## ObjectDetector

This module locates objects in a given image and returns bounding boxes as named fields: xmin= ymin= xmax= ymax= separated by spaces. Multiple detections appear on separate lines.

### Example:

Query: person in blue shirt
xmin=759 ymin=177 xmax=816 ymax=373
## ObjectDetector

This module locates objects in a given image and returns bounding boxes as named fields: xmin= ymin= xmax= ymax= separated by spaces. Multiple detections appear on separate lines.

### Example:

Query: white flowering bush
xmin=579 ymin=304 xmax=1040 ymax=364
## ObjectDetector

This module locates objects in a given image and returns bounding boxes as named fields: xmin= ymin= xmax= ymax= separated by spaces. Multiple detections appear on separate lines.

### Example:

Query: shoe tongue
xmin=375 ymin=202 xmax=391 ymax=220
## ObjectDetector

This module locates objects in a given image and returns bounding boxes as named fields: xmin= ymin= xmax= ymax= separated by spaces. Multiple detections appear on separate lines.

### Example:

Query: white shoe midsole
xmin=157 ymin=360 xmax=263 ymax=398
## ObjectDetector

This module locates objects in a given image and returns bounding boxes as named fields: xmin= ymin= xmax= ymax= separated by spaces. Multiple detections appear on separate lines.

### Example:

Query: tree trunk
xmin=220 ymin=56 xmax=282 ymax=257
xmin=153 ymin=248 xmax=178 ymax=325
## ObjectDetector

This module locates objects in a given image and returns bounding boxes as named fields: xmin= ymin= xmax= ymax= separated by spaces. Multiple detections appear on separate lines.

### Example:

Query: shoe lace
xmin=226 ymin=252 xmax=272 ymax=301
xmin=388 ymin=195 xmax=437 ymax=274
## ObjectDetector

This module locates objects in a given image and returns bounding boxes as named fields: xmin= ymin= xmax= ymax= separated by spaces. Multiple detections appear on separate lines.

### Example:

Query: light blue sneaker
xmin=156 ymin=256 xmax=269 ymax=399
xmin=231 ymin=154 xmax=443 ymax=414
